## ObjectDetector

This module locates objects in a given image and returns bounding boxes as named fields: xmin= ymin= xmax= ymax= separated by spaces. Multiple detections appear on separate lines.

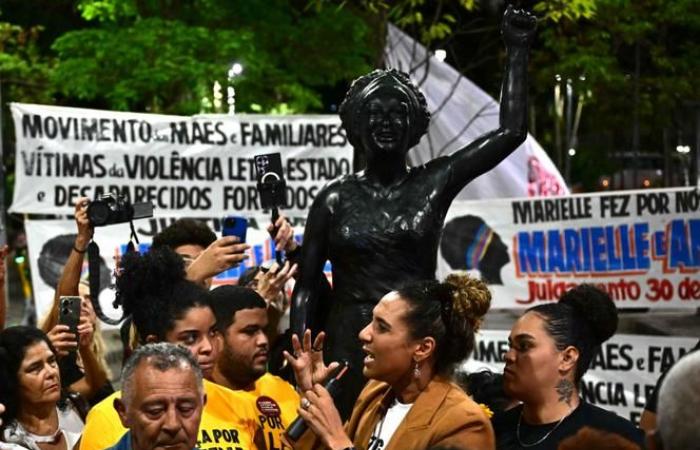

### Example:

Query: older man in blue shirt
xmin=108 ymin=343 xmax=205 ymax=450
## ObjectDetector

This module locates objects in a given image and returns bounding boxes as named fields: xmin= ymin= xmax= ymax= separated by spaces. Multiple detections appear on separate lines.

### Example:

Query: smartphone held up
xmin=222 ymin=216 xmax=248 ymax=243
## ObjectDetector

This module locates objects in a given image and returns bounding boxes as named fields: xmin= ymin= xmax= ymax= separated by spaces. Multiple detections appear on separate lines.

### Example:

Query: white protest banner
xmin=438 ymin=187 xmax=700 ymax=308
xmin=463 ymin=330 xmax=698 ymax=425
xmin=24 ymin=217 xmax=309 ymax=327
xmin=10 ymin=103 xmax=352 ymax=219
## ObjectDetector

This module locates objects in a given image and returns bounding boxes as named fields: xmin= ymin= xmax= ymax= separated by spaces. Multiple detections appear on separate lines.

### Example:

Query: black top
xmin=644 ymin=338 xmax=700 ymax=413
xmin=492 ymin=401 xmax=645 ymax=450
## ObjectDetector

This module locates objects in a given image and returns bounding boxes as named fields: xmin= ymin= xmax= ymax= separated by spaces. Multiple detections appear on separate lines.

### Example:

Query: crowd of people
xmin=1 ymin=198 xmax=698 ymax=450
xmin=5 ymin=3 xmax=700 ymax=449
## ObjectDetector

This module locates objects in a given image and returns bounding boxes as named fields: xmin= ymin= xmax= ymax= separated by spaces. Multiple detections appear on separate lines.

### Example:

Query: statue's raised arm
xmin=289 ymin=6 xmax=536 ymax=419
xmin=442 ymin=6 xmax=537 ymax=201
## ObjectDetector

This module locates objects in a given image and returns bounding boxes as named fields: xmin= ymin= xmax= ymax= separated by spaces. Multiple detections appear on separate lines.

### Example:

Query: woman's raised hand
xmin=283 ymin=329 xmax=339 ymax=392
xmin=74 ymin=197 xmax=94 ymax=247
xmin=78 ymin=299 xmax=96 ymax=348
xmin=47 ymin=324 xmax=77 ymax=357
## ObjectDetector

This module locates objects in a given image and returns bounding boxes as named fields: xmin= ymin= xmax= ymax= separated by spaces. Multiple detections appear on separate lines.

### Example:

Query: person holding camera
xmin=40 ymin=198 xmax=111 ymax=407
xmin=151 ymin=217 xmax=249 ymax=289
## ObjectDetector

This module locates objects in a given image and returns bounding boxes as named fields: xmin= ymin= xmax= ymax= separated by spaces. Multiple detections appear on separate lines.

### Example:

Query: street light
xmin=213 ymin=81 xmax=223 ymax=112
xmin=228 ymin=63 xmax=243 ymax=78
xmin=555 ymin=73 xmax=587 ymax=187
xmin=227 ymin=62 xmax=243 ymax=114
xmin=676 ymin=144 xmax=692 ymax=186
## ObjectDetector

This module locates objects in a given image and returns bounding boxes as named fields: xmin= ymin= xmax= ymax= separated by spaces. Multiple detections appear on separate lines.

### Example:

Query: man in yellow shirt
xmin=210 ymin=286 xmax=300 ymax=450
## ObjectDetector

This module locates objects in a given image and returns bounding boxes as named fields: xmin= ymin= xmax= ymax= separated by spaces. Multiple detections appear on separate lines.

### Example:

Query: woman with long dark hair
xmin=0 ymin=326 xmax=84 ymax=450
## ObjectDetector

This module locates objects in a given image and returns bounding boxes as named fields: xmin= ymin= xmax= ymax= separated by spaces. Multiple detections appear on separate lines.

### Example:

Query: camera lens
xmin=88 ymin=201 xmax=111 ymax=226
xmin=62 ymin=308 xmax=70 ymax=315
xmin=224 ymin=217 xmax=236 ymax=227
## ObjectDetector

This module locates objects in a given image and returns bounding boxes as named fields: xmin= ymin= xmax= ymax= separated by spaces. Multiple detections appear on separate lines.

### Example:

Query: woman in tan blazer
xmin=285 ymin=273 xmax=496 ymax=450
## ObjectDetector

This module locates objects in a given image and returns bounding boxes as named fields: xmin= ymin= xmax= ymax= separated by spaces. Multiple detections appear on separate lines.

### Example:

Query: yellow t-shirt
xmin=80 ymin=379 xmax=260 ymax=450
xmin=249 ymin=373 xmax=300 ymax=450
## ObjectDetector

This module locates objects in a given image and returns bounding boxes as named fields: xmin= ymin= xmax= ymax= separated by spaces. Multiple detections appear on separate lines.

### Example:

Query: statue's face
xmin=360 ymin=92 xmax=410 ymax=157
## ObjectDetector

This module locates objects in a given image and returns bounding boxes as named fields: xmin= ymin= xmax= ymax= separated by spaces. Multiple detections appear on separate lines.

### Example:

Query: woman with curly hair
xmin=492 ymin=285 xmax=644 ymax=450
xmin=290 ymin=6 xmax=537 ymax=417
xmin=79 ymin=247 xmax=262 ymax=450
xmin=286 ymin=273 xmax=495 ymax=450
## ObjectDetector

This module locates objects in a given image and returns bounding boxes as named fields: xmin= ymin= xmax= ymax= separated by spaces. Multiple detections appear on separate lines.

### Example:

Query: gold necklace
xmin=516 ymin=408 xmax=573 ymax=448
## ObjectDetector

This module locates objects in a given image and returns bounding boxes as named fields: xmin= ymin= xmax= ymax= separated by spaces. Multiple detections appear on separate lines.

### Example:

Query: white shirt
xmin=368 ymin=399 xmax=413 ymax=450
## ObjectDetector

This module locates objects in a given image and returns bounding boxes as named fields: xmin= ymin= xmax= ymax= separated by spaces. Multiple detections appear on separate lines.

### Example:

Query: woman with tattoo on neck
xmin=492 ymin=284 xmax=644 ymax=450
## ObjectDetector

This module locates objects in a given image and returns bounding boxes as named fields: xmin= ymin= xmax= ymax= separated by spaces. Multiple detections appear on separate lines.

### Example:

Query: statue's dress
xmin=319 ymin=157 xmax=455 ymax=417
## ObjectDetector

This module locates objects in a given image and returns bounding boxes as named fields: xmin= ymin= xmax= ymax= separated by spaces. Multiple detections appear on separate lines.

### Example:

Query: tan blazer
xmin=344 ymin=377 xmax=495 ymax=450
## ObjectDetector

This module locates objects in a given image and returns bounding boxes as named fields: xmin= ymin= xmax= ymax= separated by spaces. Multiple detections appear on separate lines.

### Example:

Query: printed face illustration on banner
xmin=437 ymin=187 xmax=700 ymax=308
xmin=25 ymin=218 xmax=309 ymax=329
xmin=440 ymin=215 xmax=510 ymax=285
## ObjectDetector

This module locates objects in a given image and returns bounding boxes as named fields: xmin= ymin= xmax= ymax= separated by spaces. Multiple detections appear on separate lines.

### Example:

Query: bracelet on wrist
xmin=73 ymin=245 xmax=87 ymax=254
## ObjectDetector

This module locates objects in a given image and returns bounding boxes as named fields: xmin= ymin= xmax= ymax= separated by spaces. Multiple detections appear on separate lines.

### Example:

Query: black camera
xmin=87 ymin=193 xmax=154 ymax=227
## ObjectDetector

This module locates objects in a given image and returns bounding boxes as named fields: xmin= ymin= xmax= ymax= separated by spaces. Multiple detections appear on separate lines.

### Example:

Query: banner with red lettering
xmin=464 ymin=330 xmax=698 ymax=424
xmin=437 ymin=187 xmax=700 ymax=307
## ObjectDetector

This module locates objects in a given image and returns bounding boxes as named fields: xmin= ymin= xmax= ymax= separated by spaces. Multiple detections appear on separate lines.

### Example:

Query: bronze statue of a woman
xmin=291 ymin=6 xmax=537 ymax=416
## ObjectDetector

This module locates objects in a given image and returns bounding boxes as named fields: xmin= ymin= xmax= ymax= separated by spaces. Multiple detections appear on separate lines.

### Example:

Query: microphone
xmin=285 ymin=362 xmax=350 ymax=442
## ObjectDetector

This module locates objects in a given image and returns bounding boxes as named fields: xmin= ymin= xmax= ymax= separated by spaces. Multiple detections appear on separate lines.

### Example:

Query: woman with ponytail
xmin=285 ymin=273 xmax=495 ymax=450
xmin=492 ymin=284 xmax=643 ymax=450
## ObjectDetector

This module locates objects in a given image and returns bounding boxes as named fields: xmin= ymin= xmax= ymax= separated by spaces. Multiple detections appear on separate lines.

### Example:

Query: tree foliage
xmin=50 ymin=0 xmax=373 ymax=114
xmin=0 ymin=22 xmax=53 ymax=104
xmin=531 ymin=0 xmax=700 ymax=188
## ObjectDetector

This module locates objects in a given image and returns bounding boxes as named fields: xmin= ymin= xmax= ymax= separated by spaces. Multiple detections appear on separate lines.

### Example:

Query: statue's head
xmin=339 ymin=69 xmax=430 ymax=158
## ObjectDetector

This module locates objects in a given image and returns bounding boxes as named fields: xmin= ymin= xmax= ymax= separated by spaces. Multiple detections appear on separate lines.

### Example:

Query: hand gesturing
xmin=283 ymin=330 xmax=339 ymax=393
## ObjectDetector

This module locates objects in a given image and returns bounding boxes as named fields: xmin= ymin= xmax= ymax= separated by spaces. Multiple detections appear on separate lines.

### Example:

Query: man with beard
xmin=210 ymin=286 xmax=299 ymax=450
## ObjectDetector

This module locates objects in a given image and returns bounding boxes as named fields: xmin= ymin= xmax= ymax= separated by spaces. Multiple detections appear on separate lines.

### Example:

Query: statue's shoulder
xmin=321 ymin=172 xmax=361 ymax=192
xmin=409 ymin=155 xmax=451 ymax=177
xmin=312 ymin=173 xmax=360 ymax=208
